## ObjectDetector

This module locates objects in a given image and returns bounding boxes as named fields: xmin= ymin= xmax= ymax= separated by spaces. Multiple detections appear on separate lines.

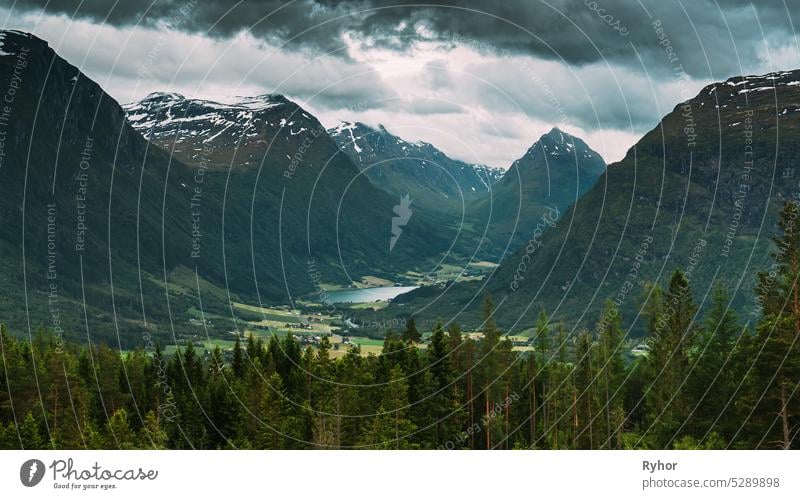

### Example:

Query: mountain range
xmin=473 ymin=127 xmax=606 ymax=251
xmin=392 ymin=69 xmax=800 ymax=335
xmin=327 ymin=121 xmax=606 ymax=257
xmin=327 ymin=121 xmax=503 ymax=213
xmin=1 ymin=29 xmax=609 ymax=345
xmin=16 ymin=28 xmax=783 ymax=344
xmin=0 ymin=31 xmax=456 ymax=345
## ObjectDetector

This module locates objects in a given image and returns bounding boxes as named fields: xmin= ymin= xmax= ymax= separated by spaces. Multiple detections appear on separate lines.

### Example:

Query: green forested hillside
xmin=0 ymin=31 xmax=455 ymax=347
xmin=394 ymin=70 xmax=800 ymax=335
xmin=2 ymin=202 xmax=799 ymax=449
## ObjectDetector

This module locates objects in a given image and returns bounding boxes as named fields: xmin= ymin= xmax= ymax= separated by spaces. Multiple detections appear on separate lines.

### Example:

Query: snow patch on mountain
xmin=123 ymin=92 xmax=315 ymax=147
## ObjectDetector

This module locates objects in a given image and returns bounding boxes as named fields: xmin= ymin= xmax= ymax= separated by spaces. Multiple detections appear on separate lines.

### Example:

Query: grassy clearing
xmin=345 ymin=301 xmax=389 ymax=311
xmin=232 ymin=301 xmax=298 ymax=316
xmin=350 ymin=337 xmax=384 ymax=347
xmin=359 ymin=275 xmax=394 ymax=287
xmin=469 ymin=260 xmax=499 ymax=269
xmin=330 ymin=343 xmax=383 ymax=358
xmin=317 ymin=282 xmax=350 ymax=291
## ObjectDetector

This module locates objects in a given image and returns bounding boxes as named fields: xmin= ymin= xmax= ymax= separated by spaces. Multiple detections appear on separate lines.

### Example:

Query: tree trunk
xmin=467 ymin=367 xmax=474 ymax=448
xmin=485 ymin=396 xmax=491 ymax=449
xmin=780 ymin=383 xmax=791 ymax=450
xmin=531 ymin=379 xmax=537 ymax=447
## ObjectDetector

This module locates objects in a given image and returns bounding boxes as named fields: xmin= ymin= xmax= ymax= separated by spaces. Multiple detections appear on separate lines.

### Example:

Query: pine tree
xmin=444 ymin=322 xmax=468 ymax=441
xmin=644 ymin=270 xmax=697 ymax=446
xmin=106 ymin=408 xmax=136 ymax=449
xmin=232 ymin=335 xmax=245 ymax=378
xmin=310 ymin=336 xmax=340 ymax=449
xmin=691 ymin=283 xmax=741 ymax=440
xmin=533 ymin=309 xmax=552 ymax=446
xmin=751 ymin=202 xmax=800 ymax=448
xmin=596 ymin=300 xmax=626 ymax=448
xmin=477 ymin=295 xmax=511 ymax=448
xmin=428 ymin=322 xmax=456 ymax=444
xmin=573 ymin=331 xmax=597 ymax=449
xmin=402 ymin=317 xmax=422 ymax=343
xmin=359 ymin=365 xmax=416 ymax=449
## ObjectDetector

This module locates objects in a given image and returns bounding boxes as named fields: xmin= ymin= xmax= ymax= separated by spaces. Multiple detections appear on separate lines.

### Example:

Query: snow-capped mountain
xmin=121 ymin=90 xmax=456 ymax=297
xmin=123 ymin=92 xmax=324 ymax=169
xmin=328 ymin=121 xmax=503 ymax=212
xmin=510 ymin=127 xmax=605 ymax=167
xmin=700 ymin=71 xmax=800 ymax=112
xmin=423 ymin=69 xmax=800 ymax=332
xmin=475 ymin=127 xmax=606 ymax=247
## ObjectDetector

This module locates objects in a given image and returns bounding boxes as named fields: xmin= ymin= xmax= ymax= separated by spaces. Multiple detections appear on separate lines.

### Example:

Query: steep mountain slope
xmin=328 ymin=121 xmax=503 ymax=213
xmin=394 ymin=70 xmax=800 ymax=334
xmin=122 ymin=92 xmax=456 ymax=292
xmin=475 ymin=128 xmax=606 ymax=250
xmin=0 ymin=30 xmax=201 ymax=345
xmin=124 ymin=92 xmax=315 ymax=170
xmin=0 ymin=30 xmax=452 ymax=346
xmin=328 ymin=122 xmax=605 ymax=261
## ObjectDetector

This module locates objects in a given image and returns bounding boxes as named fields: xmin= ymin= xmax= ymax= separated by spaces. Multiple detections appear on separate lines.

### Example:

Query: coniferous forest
xmin=2 ymin=202 xmax=799 ymax=451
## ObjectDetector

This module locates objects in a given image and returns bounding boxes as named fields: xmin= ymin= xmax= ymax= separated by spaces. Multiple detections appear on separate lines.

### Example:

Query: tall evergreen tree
xmin=596 ymin=300 xmax=626 ymax=448
xmin=751 ymin=202 xmax=800 ymax=449
xmin=644 ymin=270 xmax=698 ymax=446
xmin=402 ymin=318 xmax=422 ymax=343
xmin=427 ymin=322 xmax=459 ymax=444
xmin=691 ymin=283 xmax=741 ymax=441
xmin=573 ymin=331 xmax=597 ymax=449
xmin=232 ymin=335 xmax=245 ymax=379
xmin=359 ymin=365 xmax=416 ymax=449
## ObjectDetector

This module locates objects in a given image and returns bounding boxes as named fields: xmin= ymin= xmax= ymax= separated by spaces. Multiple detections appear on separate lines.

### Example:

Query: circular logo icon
xmin=20 ymin=459 xmax=45 ymax=487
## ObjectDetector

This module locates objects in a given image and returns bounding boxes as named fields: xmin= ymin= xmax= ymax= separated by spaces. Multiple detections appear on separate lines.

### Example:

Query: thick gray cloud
xmin=12 ymin=0 xmax=800 ymax=78
xmin=5 ymin=0 xmax=799 ymax=166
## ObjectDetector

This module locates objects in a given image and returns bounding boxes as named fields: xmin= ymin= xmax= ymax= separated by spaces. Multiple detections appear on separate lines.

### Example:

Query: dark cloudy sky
xmin=2 ymin=0 xmax=799 ymax=166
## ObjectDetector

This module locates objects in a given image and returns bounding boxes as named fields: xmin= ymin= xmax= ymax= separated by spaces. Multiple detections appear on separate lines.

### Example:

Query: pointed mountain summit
xmin=515 ymin=127 xmax=604 ymax=167
xmin=398 ymin=69 xmax=800 ymax=333
xmin=473 ymin=127 xmax=606 ymax=251
xmin=504 ymin=127 xmax=606 ymax=204
xmin=0 ymin=30 xmax=455 ymax=345
xmin=123 ymin=91 xmax=456 ymax=296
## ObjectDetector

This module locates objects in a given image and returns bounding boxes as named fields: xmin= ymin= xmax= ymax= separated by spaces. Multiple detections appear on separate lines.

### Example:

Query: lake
xmin=325 ymin=286 xmax=418 ymax=303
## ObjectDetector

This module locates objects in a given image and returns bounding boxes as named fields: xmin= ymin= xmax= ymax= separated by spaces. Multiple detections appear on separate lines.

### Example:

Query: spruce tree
xmin=751 ymin=202 xmax=800 ymax=448
xmin=359 ymin=365 xmax=416 ymax=449
xmin=139 ymin=410 xmax=168 ymax=449
xmin=691 ymin=283 xmax=740 ymax=440
xmin=106 ymin=408 xmax=136 ymax=449
xmin=644 ymin=270 xmax=697 ymax=446
xmin=427 ymin=322 xmax=457 ymax=444
xmin=402 ymin=317 xmax=422 ymax=343
xmin=596 ymin=300 xmax=626 ymax=448
xmin=19 ymin=411 xmax=44 ymax=450
xmin=232 ymin=335 xmax=245 ymax=378
xmin=257 ymin=373 xmax=291 ymax=449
